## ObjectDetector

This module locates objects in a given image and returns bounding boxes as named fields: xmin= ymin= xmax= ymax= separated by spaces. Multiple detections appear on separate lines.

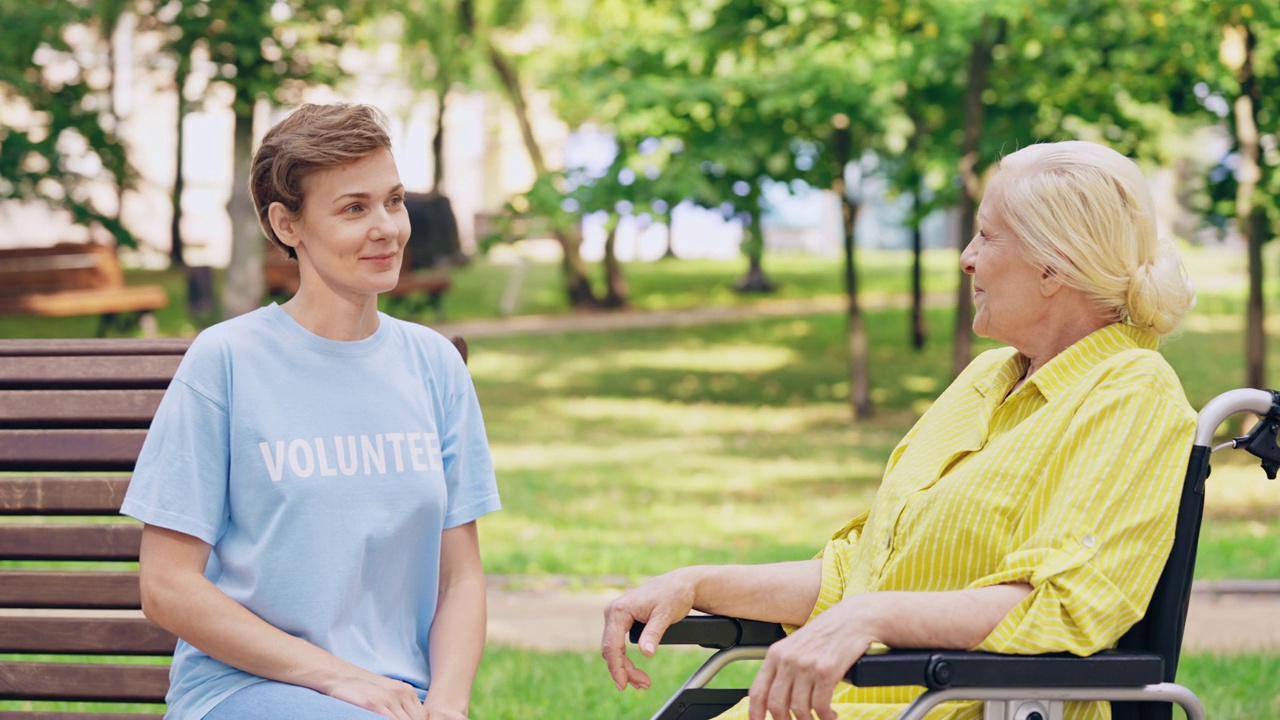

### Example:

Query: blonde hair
xmin=250 ymin=104 xmax=393 ymax=259
xmin=995 ymin=141 xmax=1194 ymax=337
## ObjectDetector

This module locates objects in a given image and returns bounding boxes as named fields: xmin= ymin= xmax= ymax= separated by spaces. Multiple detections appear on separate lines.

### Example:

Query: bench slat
xmin=0 ymin=661 xmax=170 ymax=703
xmin=0 ymin=339 xmax=190 ymax=357
xmin=0 ymin=571 xmax=140 ymax=608
xmin=0 ymin=391 xmax=165 ymax=427
xmin=0 ymin=614 xmax=176 ymax=655
xmin=0 ymin=477 xmax=132 ymax=514
xmin=0 ymin=357 xmax=181 ymax=390
xmin=0 ymin=430 xmax=148 ymax=470
xmin=0 ymin=525 xmax=142 ymax=561
xmin=0 ymin=287 xmax=168 ymax=318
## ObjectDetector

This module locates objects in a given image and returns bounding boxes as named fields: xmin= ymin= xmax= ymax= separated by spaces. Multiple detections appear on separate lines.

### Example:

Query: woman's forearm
xmin=680 ymin=559 xmax=824 ymax=628
xmin=423 ymin=568 xmax=487 ymax=712
xmin=836 ymin=583 xmax=1033 ymax=651
xmin=138 ymin=526 xmax=373 ymax=695
xmin=423 ymin=521 xmax=488 ymax=714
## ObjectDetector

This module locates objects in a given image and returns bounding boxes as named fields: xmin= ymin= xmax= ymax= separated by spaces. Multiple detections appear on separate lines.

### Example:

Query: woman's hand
xmin=745 ymin=584 xmax=1033 ymax=720
xmin=601 ymin=569 xmax=698 ymax=691
xmin=327 ymin=674 xmax=426 ymax=720
xmin=747 ymin=598 xmax=872 ymax=720
xmin=422 ymin=698 xmax=470 ymax=720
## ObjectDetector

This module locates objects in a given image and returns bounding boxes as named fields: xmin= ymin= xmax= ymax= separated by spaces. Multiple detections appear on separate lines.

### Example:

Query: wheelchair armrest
xmin=629 ymin=615 xmax=788 ymax=650
xmin=847 ymin=649 xmax=1165 ymax=690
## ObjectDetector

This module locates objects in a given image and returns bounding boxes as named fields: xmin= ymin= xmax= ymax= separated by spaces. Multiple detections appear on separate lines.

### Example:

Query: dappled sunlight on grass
xmin=1205 ymin=460 xmax=1280 ymax=520
xmin=613 ymin=344 xmax=799 ymax=373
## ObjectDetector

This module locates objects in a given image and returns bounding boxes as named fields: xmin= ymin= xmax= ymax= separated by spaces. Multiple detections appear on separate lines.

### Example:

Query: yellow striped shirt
xmin=717 ymin=323 xmax=1196 ymax=720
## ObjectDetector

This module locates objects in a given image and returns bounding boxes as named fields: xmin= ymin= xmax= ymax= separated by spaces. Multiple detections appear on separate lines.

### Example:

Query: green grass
xmin=5 ymin=649 xmax=1274 ymax=718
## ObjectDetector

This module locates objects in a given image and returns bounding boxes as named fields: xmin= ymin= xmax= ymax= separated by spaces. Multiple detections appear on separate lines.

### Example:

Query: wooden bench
xmin=0 ymin=246 xmax=169 ymax=337
xmin=0 ymin=336 xmax=468 ymax=718
xmin=264 ymin=246 xmax=452 ymax=319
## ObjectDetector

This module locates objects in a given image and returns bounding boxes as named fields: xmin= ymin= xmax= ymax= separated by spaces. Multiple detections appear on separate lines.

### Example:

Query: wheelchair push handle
xmin=1196 ymin=388 xmax=1280 ymax=478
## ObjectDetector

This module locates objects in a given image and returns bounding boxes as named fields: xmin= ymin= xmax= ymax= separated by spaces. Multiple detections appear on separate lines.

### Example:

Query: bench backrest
xmin=0 ymin=245 xmax=126 ymax=298
xmin=0 ymin=339 xmax=187 ymax=718
xmin=0 ymin=335 xmax=468 ymax=718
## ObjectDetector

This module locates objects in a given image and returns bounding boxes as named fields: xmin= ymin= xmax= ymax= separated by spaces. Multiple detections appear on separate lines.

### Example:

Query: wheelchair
xmin=631 ymin=388 xmax=1280 ymax=720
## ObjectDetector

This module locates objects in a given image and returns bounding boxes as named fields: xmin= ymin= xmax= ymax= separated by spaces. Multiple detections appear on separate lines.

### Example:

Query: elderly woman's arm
xmin=602 ymin=560 xmax=824 ymax=691
xmin=747 ymin=583 xmax=1031 ymax=720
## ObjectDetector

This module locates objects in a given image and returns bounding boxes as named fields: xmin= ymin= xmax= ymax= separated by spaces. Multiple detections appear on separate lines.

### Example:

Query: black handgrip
xmin=629 ymin=615 xmax=787 ymax=650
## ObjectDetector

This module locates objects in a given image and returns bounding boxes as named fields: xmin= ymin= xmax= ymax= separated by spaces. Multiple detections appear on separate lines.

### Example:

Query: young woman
xmin=123 ymin=103 xmax=498 ymax=720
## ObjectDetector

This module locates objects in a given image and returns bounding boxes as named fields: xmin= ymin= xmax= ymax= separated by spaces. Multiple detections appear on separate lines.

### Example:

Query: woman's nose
xmin=370 ymin=207 xmax=400 ymax=240
xmin=960 ymin=237 xmax=978 ymax=275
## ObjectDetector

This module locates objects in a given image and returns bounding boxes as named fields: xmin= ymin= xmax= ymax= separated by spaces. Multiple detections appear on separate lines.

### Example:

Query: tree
xmin=186 ymin=0 xmax=348 ymax=317
xmin=0 ymin=0 xmax=135 ymax=245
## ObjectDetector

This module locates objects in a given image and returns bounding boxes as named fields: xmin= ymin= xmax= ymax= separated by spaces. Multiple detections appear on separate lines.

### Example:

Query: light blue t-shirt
xmin=121 ymin=304 xmax=500 ymax=720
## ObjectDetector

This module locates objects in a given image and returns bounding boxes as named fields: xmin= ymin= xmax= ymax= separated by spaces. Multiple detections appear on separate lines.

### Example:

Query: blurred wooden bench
xmin=0 ymin=336 xmax=468 ymax=718
xmin=0 ymin=245 xmax=169 ymax=336
xmin=264 ymin=246 xmax=451 ymax=319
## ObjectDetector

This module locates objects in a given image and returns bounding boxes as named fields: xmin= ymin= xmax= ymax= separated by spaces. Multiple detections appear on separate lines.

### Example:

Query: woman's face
xmin=960 ymin=173 xmax=1049 ymax=345
xmin=282 ymin=148 xmax=410 ymax=300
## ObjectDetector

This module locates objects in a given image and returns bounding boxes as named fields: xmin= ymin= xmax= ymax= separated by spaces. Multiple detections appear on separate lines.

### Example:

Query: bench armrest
xmin=631 ymin=616 xmax=1164 ymax=689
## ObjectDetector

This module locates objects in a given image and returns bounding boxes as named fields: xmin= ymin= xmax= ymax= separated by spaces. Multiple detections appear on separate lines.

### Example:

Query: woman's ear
xmin=1040 ymin=266 xmax=1064 ymax=297
xmin=268 ymin=202 xmax=300 ymax=250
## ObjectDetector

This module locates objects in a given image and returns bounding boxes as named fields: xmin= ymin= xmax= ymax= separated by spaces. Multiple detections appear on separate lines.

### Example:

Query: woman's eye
xmin=344 ymin=204 xmax=364 ymax=214
xmin=388 ymin=195 xmax=405 ymax=207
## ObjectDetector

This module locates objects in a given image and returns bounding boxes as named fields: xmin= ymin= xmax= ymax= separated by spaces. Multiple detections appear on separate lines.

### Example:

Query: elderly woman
xmin=601 ymin=140 xmax=1197 ymax=720
xmin=123 ymin=104 xmax=498 ymax=720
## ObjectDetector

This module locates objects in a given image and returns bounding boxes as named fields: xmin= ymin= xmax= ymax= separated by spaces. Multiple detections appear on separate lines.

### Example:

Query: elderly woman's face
xmin=960 ymin=174 xmax=1048 ymax=344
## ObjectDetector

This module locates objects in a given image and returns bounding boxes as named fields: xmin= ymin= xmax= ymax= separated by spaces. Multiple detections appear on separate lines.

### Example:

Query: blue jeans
xmin=202 ymin=680 xmax=423 ymax=720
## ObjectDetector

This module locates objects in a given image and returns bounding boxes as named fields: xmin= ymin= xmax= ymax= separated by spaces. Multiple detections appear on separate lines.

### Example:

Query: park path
xmin=427 ymin=297 xmax=1280 ymax=654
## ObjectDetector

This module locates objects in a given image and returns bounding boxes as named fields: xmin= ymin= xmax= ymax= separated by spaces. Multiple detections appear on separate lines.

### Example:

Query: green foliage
xmin=0 ymin=0 xmax=135 ymax=244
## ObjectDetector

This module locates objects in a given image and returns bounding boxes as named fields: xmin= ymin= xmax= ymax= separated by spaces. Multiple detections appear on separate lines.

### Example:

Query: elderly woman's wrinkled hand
xmin=601 ymin=570 xmax=698 ymax=692
xmin=747 ymin=597 xmax=874 ymax=720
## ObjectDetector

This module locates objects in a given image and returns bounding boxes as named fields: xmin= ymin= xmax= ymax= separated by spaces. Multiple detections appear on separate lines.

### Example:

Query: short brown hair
xmin=250 ymin=103 xmax=392 ymax=259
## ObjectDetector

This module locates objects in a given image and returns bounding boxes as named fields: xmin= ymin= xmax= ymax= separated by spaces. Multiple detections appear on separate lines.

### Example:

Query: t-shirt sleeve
xmin=440 ymin=357 xmax=500 ymax=529
xmin=120 ymin=351 xmax=232 ymax=546
xmin=969 ymin=380 xmax=1196 ymax=655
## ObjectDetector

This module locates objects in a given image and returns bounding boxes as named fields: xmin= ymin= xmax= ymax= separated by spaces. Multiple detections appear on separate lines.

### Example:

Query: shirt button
xmin=1082 ymin=534 xmax=1097 ymax=549
xmin=884 ymin=534 xmax=891 ymax=549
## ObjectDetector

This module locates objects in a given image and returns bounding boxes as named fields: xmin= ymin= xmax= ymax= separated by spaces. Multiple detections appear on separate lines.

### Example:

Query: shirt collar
xmin=1021 ymin=323 xmax=1159 ymax=401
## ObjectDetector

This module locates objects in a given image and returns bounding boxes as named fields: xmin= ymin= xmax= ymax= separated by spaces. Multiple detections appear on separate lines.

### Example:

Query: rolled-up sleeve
xmin=971 ymin=382 xmax=1195 ymax=655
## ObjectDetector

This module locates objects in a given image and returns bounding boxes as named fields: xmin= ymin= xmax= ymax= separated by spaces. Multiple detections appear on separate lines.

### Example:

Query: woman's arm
xmin=138 ymin=524 xmax=426 ymax=720
xmin=601 ymin=559 xmax=824 ymax=692
xmin=421 ymin=522 xmax=487 ymax=720
xmin=747 ymin=583 xmax=1032 ymax=720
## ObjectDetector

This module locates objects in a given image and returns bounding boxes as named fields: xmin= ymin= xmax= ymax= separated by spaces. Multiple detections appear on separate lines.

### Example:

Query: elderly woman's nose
xmin=960 ymin=237 xmax=979 ymax=275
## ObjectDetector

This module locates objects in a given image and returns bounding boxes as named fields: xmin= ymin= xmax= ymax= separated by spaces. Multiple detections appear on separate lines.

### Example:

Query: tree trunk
xmin=832 ymin=123 xmax=871 ymax=419
xmin=953 ymin=16 xmax=1001 ymax=376
xmin=911 ymin=215 xmax=926 ymax=351
xmin=431 ymin=85 xmax=447 ymax=191
xmin=733 ymin=228 xmax=778 ymax=293
xmin=602 ymin=218 xmax=628 ymax=308
xmin=170 ymin=54 xmax=189 ymax=268
xmin=1226 ymin=23 xmax=1266 ymax=391
xmin=221 ymin=108 xmax=263 ymax=318
xmin=484 ymin=37 xmax=598 ymax=306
